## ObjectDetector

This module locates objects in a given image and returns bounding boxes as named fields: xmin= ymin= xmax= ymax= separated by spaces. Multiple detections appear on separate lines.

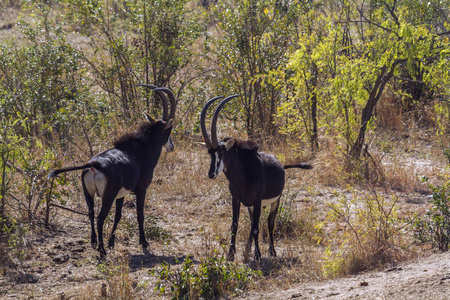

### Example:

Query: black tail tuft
xmin=48 ymin=170 xmax=58 ymax=179
xmin=284 ymin=163 xmax=313 ymax=170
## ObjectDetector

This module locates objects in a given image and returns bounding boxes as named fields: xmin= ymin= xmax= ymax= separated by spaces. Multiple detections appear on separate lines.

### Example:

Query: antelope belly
xmin=261 ymin=196 xmax=280 ymax=207
xmin=115 ymin=187 xmax=132 ymax=199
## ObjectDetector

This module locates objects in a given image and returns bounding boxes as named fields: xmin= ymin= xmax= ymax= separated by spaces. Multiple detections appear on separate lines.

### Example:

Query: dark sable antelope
xmin=48 ymin=85 xmax=176 ymax=256
xmin=200 ymin=95 xmax=312 ymax=262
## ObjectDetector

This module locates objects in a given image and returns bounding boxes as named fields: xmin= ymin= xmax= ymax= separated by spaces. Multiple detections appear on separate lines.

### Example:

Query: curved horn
xmin=211 ymin=95 xmax=240 ymax=148
xmin=153 ymin=87 xmax=176 ymax=120
xmin=200 ymin=96 xmax=224 ymax=149
xmin=136 ymin=84 xmax=168 ymax=120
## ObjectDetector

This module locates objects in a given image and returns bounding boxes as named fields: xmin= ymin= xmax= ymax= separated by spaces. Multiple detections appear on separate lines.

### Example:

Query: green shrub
xmin=0 ymin=216 xmax=29 ymax=271
xmin=411 ymin=177 xmax=450 ymax=251
xmin=153 ymin=255 xmax=260 ymax=299
xmin=97 ymin=255 xmax=134 ymax=299
xmin=323 ymin=188 xmax=409 ymax=277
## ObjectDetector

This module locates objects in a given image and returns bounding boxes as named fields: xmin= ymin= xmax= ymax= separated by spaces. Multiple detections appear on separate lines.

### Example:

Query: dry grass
xmin=1 ymin=116 xmax=449 ymax=298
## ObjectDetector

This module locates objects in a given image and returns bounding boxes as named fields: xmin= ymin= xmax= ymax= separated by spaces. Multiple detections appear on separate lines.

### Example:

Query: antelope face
xmin=162 ymin=120 xmax=174 ymax=152
xmin=164 ymin=135 xmax=174 ymax=152
xmin=143 ymin=113 xmax=174 ymax=153
xmin=208 ymin=146 xmax=224 ymax=179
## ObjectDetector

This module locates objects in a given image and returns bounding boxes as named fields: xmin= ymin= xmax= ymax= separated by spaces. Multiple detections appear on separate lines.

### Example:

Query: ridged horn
xmin=153 ymin=87 xmax=176 ymax=121
xmin=210 ymin=95 xmax=240 ymax=148
xmin=200 ymin=96 xmax=224 ymax=149
xmin=136 ymin=84 xmax=169 ymax=120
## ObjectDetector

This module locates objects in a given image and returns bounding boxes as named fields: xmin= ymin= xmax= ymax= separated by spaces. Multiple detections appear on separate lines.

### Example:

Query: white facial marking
xmin=164 ymin=136 xmax=174 ymax=152
xmin=215 ymin=152 xmax=224 ymax=175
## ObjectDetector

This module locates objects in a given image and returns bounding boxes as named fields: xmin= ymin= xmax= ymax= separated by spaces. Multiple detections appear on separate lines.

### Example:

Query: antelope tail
xmin=48 ymin=162 xmax=99 ymax=179
xmin=283 ymin=163 xmax=313 ymax=170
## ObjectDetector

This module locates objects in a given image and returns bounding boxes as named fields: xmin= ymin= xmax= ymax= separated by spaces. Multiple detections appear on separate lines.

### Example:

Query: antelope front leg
xmin=228 ymin=196 xmax=240 ymax=261
xmin=247 ymin=203 xmax=261 ymax=262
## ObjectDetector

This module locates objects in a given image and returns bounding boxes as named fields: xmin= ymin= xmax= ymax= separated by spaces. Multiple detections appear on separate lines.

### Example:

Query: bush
xmin=411 ymin=177 xmax=450 ymax=251
xmin=0 ymin=216 xmax=29 ymax=273
xmin=97 ymin=255 xmax=134 ymax=299
xmin=323 ymin=188 xmax=409 ymax=277
xmin=153 ymin=255 xmax=260 ymax=299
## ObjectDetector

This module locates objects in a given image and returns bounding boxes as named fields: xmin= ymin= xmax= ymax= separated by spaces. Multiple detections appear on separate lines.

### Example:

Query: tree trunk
xmin=349 ymin=60 xmax=406 ymax=158
xmin=310 ymin=62 xmax=319 ymax=152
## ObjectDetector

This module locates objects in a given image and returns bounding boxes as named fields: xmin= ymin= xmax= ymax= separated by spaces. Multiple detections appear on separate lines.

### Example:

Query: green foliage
xmin=279 ymin=0 xmax=450 ymax=158
xmin=0 ymin=216 xmax=29 ymax=271
xmin=208 ymin=0 xmax=300 ymax=135
xmin=274 ymin=3 xmax=335 ymax=151
xmin=0 ymin=2 xmax=100 ymax=144
xmin=153 ymin=255 xmax=260 ymax=299
xmin=0 ymin=0 xmax=107 ymax=222
xmin=411 ymin=177 xmax=450 ymax=251
xmin=322 ymin=188 xmax=408 ymax=277
xmin=63 ymin=0 xmax=206 ymax=118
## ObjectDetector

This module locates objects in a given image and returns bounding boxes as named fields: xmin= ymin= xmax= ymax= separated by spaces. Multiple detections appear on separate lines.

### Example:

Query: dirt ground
xmin=0 ymin=125 xmax=448 ymax=300
xmin=1 ymin=179 xmax=449 ymax=300
xmin=0 ymin=131 xmax=449 ymax=299
xmin=243 ymin=252 xmax=450 ymax=300
xmin=2 ymin=213 xmax=450 ymax=300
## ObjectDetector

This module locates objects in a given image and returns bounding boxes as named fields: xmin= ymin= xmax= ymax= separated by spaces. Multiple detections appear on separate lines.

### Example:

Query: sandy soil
xmin=242 ymin=252 xmax=450 ymax=300
xmin=0 ymin=186 xmax=449 ymax=300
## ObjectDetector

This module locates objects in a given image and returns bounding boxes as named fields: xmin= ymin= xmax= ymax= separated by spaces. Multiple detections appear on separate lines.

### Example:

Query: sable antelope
xmin=200 ymin=95 xmax=312 ymax=262
xmin=48 ymin=85 xmax=176 ymax=256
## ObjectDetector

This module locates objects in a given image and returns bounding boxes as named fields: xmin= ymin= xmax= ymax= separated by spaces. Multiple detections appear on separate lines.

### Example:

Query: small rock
xmin=386 ymin=267 xmax=403 ymax=272
xmin=326 ymin=292 xmax=340 ymax=297
xmin=16 ymin=273 xmax=39 ymax=284
xmin=291 ymin=293 xmax=302 ymax=298
xmin=359 ymin=281 xmax=369 ymax=287
xmin=101 ymin=282 xmax=107 ymax=297
xmin=441 ymin=275 xmax=450 ymax=281
xmin=71 ymin=247 xmax=85 ymax=253
xmin=53 ymin=254 xmax=69 ymax=264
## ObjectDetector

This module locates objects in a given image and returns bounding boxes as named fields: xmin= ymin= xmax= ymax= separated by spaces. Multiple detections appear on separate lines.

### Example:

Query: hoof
xmin=91 ymin=237 xmax=98 ymax=249
xmin=269 ymin=247 xmax=277 ymax=257
xmin=98 ymin=244 xmax=107 ymax=257
xmin=140 ymin=240 xmax=149 ymax=249
xmin=254 ymin=250 xmax=261 ymax=262
xmin=227 ymin=252 xmax=235 ymax=261
xmin=107 ymin=236 xmax=115 ymax=249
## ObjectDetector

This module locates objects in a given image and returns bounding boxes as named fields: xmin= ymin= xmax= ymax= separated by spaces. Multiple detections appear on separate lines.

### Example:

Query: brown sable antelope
xmin=200 ymin=95 xmax=312 ymax=262
xmin=48 ymin=85 xmax=176 ymax=256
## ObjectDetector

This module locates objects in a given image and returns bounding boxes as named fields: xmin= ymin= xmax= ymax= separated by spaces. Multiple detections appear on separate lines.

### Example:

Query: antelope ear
xmin=195 ymin=142 xmax=208 ymax=148
xmin=225 ymin=139 xmax=235 ymax=151
xmin=165 ymin=118 xmax=174 ymax=129
xmin=143 ymin=112 xmax=156 ymax=123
